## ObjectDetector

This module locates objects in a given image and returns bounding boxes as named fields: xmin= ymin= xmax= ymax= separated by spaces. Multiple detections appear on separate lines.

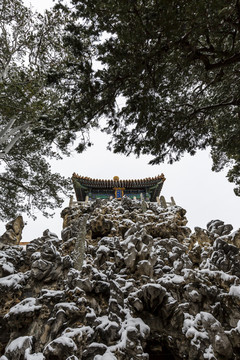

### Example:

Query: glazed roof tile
xmin=72 ymin=173 xmax=165 ymax=189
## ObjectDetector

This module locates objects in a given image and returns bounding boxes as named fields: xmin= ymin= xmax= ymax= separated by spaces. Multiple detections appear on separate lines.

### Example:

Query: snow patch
xmin=2 ymin=262 xmax=15 ymax=274
xmin=97 ymin=245 xmax=110 ymax=254
xmin=6 ymin=336 xmax=33 ymax=353
xmin=229 ymin=285 xmax=240 ymax=298
xmin=25 ymin=349 xmax=45 ymax=360
xmin=5 ymin=298 xmax=41 ymax=317
xmin=203 ymin=345 xmax=215 ymax=359
xmin=62 ymin=326 xmax=94 ymax=339
xmin=182 ymin=313 xmax=209 ymax=350
xmin=94 ymin=353 xmax=117 ymax=360
xmin=45 ymin=336 xmax=77 ymax=352
xmin=0 ymin=272 xmax=26 ymax=289
xmin=55 ymin=302 xmax=79 ymax=312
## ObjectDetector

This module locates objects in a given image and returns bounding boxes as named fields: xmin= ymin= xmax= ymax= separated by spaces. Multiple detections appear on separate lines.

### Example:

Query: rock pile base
xmin=0 ymin=198 xmax=240 ymax=359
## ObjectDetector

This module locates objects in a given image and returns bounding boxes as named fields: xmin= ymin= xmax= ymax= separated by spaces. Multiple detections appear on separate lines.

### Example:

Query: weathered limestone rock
xmin=232 ymin=229 xmax=240 ymax=248
xmin=43 ymin=336 xmax=77 ymax=359
xmin=138 ymin=284 xmax=167 ymax=313
xmin=160 ymin=195 xmax=167 ymax=208
xmin=0 ymin=200 xmax=240 ymax=360
xmin=5 ymin=336 xmax=33 ymax=360
xmin=0 ymin=216 xmax=24 ymax=247
xmin=90 ymin=214 xmax=112 ymax=239
xmin=207 ymin=219 xmax=233 ymax=236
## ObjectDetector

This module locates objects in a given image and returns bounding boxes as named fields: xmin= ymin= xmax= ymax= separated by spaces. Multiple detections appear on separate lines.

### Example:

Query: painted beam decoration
xmin=72 ymin=174 xmax=166 ymax=202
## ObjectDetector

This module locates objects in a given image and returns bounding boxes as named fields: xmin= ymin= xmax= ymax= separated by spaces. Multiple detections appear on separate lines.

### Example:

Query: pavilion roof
xmin=72 ymin=173 xmax=165 ymax=189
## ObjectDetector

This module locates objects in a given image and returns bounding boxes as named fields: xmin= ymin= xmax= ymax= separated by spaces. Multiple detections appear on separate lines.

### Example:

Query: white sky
xmin=1 ymin=0 xmax=239 ymax=241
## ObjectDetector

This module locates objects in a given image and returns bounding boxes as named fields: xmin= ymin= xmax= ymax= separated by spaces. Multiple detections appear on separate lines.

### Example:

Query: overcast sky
xmin=1 ymin=0 xmax=239 ymax=242
xmin=22 ymin=129 xmax=240 ymax=242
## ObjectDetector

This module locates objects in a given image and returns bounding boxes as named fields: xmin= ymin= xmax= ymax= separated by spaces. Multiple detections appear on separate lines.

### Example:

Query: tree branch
xmin=0 ymin=174 xmax=34 ymax=193
xmin=191 ymin=98 xmax=236 ymax=116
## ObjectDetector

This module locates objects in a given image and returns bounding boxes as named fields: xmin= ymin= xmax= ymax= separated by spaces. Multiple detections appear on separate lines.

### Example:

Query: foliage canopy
xmin=1 ymin=0 xmax=240 ymax=222
xmin=0 ymin=0 xmax=86 ymax=221
xmin=56 ymin=0 xmax=240 ymax=195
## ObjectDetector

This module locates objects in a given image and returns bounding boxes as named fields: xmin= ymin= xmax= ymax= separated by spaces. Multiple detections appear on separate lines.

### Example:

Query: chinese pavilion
xmin=72 ymin=173 xmax=165 ymax=202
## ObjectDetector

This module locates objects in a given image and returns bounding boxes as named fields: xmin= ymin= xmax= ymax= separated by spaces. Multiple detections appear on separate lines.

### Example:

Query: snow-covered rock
xmin=0 ymin=197 xmax=240 ymax=359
